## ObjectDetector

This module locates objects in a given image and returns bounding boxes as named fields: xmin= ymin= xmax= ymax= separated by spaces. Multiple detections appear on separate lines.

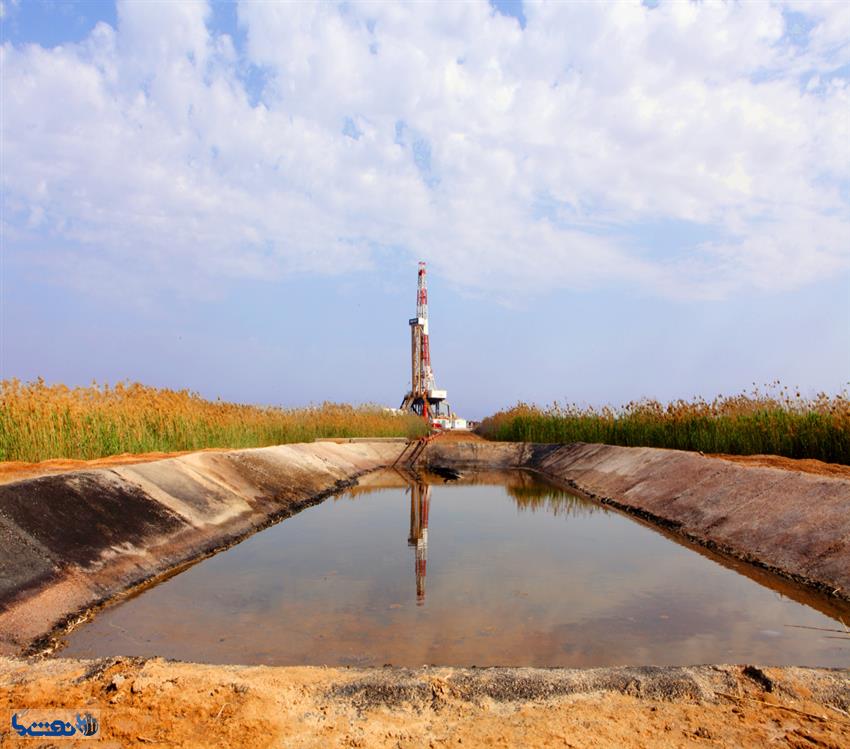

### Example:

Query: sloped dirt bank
xmin=2 ymin=440 xmax=849 ymax=746
xmin=3 ymin=438 xmax=849 ymax=659
xmin=0 ymin=442 xmax=405 ymax=655
xmin=1 ymin=656 xmax=848 ymax=748
xmin=423 ymin=441 xmax=850 ymax=605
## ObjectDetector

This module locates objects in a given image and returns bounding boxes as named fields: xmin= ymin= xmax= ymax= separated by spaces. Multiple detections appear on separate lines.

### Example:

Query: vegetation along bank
xmin=478 ymin=385 xmax=850 ymax=465
xmin=0 ymin=379 xmax=427 ymax=462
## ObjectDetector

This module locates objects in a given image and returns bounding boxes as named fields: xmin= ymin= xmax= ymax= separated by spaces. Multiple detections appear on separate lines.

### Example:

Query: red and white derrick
xmin=399 ymin=261 xmax=459 ymax=429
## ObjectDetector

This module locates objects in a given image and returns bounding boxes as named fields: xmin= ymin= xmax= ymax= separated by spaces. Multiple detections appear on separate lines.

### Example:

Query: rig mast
xmin=408 ymin=480 xmax=431 ymax=604
xmin=400 ymin=262 xmax=452 ymax=424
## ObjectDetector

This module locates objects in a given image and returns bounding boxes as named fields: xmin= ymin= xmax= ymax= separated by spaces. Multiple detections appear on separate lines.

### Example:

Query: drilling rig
xmin=399 ymin=262 xmax=466 ymax=430
xmin=408 ymin=480 xmax=430 ymax=604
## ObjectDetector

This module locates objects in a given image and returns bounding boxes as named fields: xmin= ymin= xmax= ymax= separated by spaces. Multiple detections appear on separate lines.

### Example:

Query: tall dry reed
xmin=0 ymin=379 xmax=428 ymax=462
xmin=478 ymin=383 xmax=850 ymax=465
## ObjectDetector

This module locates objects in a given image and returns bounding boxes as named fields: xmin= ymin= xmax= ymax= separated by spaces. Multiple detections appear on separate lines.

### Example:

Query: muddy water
xmin=61 ymin=471 xmax=850 ymax=667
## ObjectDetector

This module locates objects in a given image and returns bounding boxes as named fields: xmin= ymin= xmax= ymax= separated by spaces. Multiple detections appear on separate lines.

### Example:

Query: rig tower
xmin=408 ymin=480 xmax=431 ymax=604
xmin=400 ymin=262 xmax=462 ymax=429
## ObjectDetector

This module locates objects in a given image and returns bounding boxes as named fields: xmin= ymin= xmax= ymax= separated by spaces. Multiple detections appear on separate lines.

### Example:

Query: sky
xmin=1 ymin=0 xmax=848 ymax=419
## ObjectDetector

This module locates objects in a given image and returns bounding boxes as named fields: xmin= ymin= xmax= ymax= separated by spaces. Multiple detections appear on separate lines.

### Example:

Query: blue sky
xmin=2 ymin=0 xmax=848 ymax=418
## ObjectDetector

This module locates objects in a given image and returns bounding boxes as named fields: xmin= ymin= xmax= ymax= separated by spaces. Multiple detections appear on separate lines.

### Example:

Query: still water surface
xmin=62 ymin=471 xmax=850 ymax=667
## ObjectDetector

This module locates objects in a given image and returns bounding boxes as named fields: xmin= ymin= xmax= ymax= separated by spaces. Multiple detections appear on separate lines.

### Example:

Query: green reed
xmin=478 ymin=385 xmax=850 ymax=465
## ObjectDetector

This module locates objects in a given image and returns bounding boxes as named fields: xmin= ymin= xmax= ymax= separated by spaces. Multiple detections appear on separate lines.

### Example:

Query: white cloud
xmin=1 ymin=0 xmax=848 ymax=300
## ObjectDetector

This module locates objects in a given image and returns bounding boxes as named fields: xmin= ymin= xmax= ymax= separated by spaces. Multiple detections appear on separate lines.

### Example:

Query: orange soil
xmin=432 ymin=430 xmax=487 ymax=442
xmin=709 ymin=453 xmax=850 ymax=479
xmin=1 ymin=658 xmax=848 ymax=749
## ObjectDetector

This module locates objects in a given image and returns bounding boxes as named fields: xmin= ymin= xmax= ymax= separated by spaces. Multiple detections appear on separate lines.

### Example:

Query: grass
xmin=478 ymin=384 xmax=850 ymax=465
xmin=0 ymin=378 xmax=428 ymax=462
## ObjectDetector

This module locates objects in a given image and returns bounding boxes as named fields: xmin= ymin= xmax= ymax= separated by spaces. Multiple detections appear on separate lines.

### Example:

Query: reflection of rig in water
xmin=392 ymin=473 xmax=590 ymax=604
xmin=407 ymin=480 xmax=431 ymax=605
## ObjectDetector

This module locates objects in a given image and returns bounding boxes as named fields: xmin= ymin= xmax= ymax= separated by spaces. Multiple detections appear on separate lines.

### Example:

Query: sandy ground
xmin=708 ymin=453 xmax=850 ymax=479
xmin=1 ymin=657 xmax=849 ymax=748
xmin=432 ymin=431 xmax=487 ymax=443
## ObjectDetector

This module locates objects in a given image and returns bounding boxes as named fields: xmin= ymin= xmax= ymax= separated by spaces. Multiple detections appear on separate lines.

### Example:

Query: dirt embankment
xmin=1 ymin=656 xmax=848 ymax=748
xmin=422 ymin=441 xmax=850 ymax=603
xmin=3 ymin=439 xmax=850 ymax=656
xmin=0 ymin=442 xmax=405 ymax=655
xmin=0 ymin=449 xmax=236 ymax=487
xmin=2 ymin=435 xmax=841 ymax=483
xmin=2 ymin=439 xmax=850 ymax=746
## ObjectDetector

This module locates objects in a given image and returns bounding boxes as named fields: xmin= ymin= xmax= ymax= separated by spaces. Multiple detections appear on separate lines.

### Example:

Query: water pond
xmin=61 ymin=470 xmax=850 ymax=667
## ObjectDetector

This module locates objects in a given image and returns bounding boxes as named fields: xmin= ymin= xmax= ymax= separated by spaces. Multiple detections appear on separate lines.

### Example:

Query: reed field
xmin=478 ymin=384 xmax=850 ymax=465
xmin=0 ymin=379 xmax=428 ymax=463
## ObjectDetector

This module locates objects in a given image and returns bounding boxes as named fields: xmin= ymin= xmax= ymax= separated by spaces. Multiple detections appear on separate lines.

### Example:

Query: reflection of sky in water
xmin=62 ymin=473 xmax=850 ymax=668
